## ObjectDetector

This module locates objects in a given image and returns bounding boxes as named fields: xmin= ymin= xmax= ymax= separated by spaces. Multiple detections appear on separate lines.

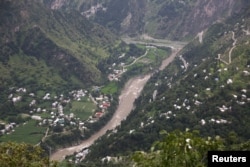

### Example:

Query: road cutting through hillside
xmin=50 ymin=38 xmax=185 ymax=161
xmin=229 ymin=31 xmax=237 ymax=64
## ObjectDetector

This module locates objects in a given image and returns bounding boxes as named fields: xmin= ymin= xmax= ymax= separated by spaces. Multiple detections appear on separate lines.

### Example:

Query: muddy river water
xmin=50 ymin=38 xmax=185 ymax=161
xmin=50 ymin=74 xmax=151 ymax=161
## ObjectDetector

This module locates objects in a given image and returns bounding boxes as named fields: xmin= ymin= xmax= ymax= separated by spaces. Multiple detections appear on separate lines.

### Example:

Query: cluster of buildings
xmin=70 ymin=148 xmax=89 ymax=164
xmin=152 ymin=59 xmax=250 ymax=127
xmin=108 ymin=65 xmax=126 ymax=81
xmin=82 ymin=3 xmax=107 ymax=18
xmin=124 ymin=62 xmax=249 ymax=144
xmin=93 ymin=95 xmax=111 ymax=119
xmin=0 ymin=122 xmax=16 ymax=135
xmin=107 ymin=53 xmax=128 ymax=81
xmin=0 ymin=87 xmax=112 ymax=137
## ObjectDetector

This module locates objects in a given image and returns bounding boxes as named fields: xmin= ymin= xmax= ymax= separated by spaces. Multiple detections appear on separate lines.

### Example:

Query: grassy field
xmin=66 ymin=96 xmax=97 ymax=120
xmin=101 ymin=82 xmax=118 ymax=95
xmin=0 ymin=120 xmax=46 ymax=144
xmin=145 ymin=48 xmax=169 ymax=62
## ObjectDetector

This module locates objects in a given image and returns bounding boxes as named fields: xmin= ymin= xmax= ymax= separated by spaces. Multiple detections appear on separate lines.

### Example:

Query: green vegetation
xmin=1 ymin=1 xmax=250 ymax=166
xmin=66 ymin=0 xmax=243 ymax=40
xmin=144 ymin=46 xmax=170 ymax=65
xmin=82 ymin=4 xmax=250 ymax=165
xmin=68 ymin=97 xmax=96 ymax=120
xmin=7 ymin=54 xmax=66 ymax=91
xmin=132 ymin=130 xmax=250 ymax=167
xmin=0 ymin=120 xmax=46 ymax=145
xmin=1 ymin=131 xmax=250 ymax=167
xmin=133 ymin=130 xmax=223 ymax=167
xmin=0 ymin=0 xmax=119 ymax=104
xmin=81 ymin=130 xmax=250 ymax=166
xmin=0 ymin=142 xmax=57 ymax=167
xmin=101 ymin=82 xmax=119 ymax=95
xmin=0 ymin=0 xmax=125 ymax=147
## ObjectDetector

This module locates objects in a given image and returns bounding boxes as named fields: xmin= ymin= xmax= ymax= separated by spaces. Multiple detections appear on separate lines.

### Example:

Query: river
xmin=50 ymin=75 xmax=151 ymax=161
xmin=50 ymin=37 xmax=185 ymax=161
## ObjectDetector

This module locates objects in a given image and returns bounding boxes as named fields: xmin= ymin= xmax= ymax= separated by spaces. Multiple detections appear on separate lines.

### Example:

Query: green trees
xmin=132 ymin=130 xmax=223 ymax=167
xmin=0 ymin=142 xmax=57 ymax=167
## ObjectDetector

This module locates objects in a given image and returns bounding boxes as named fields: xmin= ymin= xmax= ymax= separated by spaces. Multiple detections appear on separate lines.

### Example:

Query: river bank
xmin=50 ymin=38 xmax=185 ymax=161
xmin=50 ymin=74 xmax=151 ymax=161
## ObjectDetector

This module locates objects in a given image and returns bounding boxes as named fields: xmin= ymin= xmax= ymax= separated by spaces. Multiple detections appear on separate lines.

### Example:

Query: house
xmin=54 ymin=118 xmax=65 ymax=125
xmin=194 ymin=100 xmax=202 ymax=106
xmin=241 ymin=89 xmax=247 ymax=93
xmin=16 ymin=88 xmax=27 ymax=93
xmin=31 ymin=115 xmax=42 ymax=121
xmin=100 ymin=104 xmax=107 ymax=110
xmin=218 ymin=105 xmax=228 ymax=112
xmin=8 ymin=94 xmax=13 ymax=99
xmin=227 ymin=79 xmax=233 ymax=84
xmin=43 ymin=93 xmax=50 ymax=100
xmin=69 ymin=113 xmax=74 ymax=118
xmin=96 ymin=95 xmax=104 ymax=101
xmin=243 ymin=71 xmax=250 ymax=76
xmin=94 ymin=112 xmax=104 ymax=118
xmin=29 ymin=100 xmax=36 ymax=107
xmin=12 ymin=96 xmax=21 ymax=103
xmin=200 ymin=119 xmax=206 ymax=125
xmin=102 ymin=102 xmax=110 ymax=108
xmin=29 ymin=93 xmax=35 ymax=97
xmin=37 ymin=108 xmax=41 ymax=112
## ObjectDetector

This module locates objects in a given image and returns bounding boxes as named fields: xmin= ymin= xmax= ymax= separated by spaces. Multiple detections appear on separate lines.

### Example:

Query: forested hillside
xmin=81 ymin=2 xmax=250 ymax=165
xmin=1 ymin=0 xmax=250 ymax=166
xmin=0 ymin=0 xmax=117 ymax=87
xmin=0 ymin=0 xmax=119 ymax=121
xmin=0 ymin=0 xmax=126 ymax=149
xmin=45 ymin=0 xmax=247 ymax=40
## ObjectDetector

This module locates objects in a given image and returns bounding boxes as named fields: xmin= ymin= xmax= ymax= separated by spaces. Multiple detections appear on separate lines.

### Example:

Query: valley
xmin=50 ymin=38 xmax=185 ymax=161
xmin=51 ymin=74 xmax=151 ymax=161
xmin=0 ymin=1 xmax=250 ymax=166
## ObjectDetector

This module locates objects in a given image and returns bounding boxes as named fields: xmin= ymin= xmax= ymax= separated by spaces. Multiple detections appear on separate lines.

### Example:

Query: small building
xmin=94 ymin=112 xmax=104 ymax=118
xmin=31 ymin=115 xmax=42 ymax=121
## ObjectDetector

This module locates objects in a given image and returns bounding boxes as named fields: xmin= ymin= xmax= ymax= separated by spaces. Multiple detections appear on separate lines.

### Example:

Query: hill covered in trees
xmin=0 ymin=0 xmax=118 ymax=90
xmin=80 ymin=2 xmax=250 ymax=166
xmin=1 ymin=0 xmax=250 ymax=166
xmin=44 ymin=0 xmax=247 ymax=40
xmin=0 ymin=0 xmax=120 ymax=130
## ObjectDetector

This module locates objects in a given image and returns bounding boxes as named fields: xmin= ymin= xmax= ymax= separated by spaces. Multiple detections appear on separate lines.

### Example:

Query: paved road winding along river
xmin=50 ymin=38 xmax=185 ymax=161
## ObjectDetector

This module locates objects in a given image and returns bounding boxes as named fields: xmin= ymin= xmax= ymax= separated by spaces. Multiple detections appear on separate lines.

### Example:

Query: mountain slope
xmin=0 ymin=0 xmax=120 ymax=125
xmin=0 ymin=0 xmax=117 ymax=92
xmin=45 ymin=0 xmax=247 ymax=40
xmin=83 ymin=2 xmax=250 ymax=163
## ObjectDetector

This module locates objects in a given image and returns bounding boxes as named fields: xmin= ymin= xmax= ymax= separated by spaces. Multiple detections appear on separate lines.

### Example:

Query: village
xmin=0 ymin=43 xmax=156 ymax=163
xmin=71 ymin=64 xmax=250 ymax=164
xmin=71 ymin=65 xmax=250 ymax=164
xmin=0 ymin=86 xmax=113 ymax=140
xmin=1 ymin=20 xmax=249 ymax=164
